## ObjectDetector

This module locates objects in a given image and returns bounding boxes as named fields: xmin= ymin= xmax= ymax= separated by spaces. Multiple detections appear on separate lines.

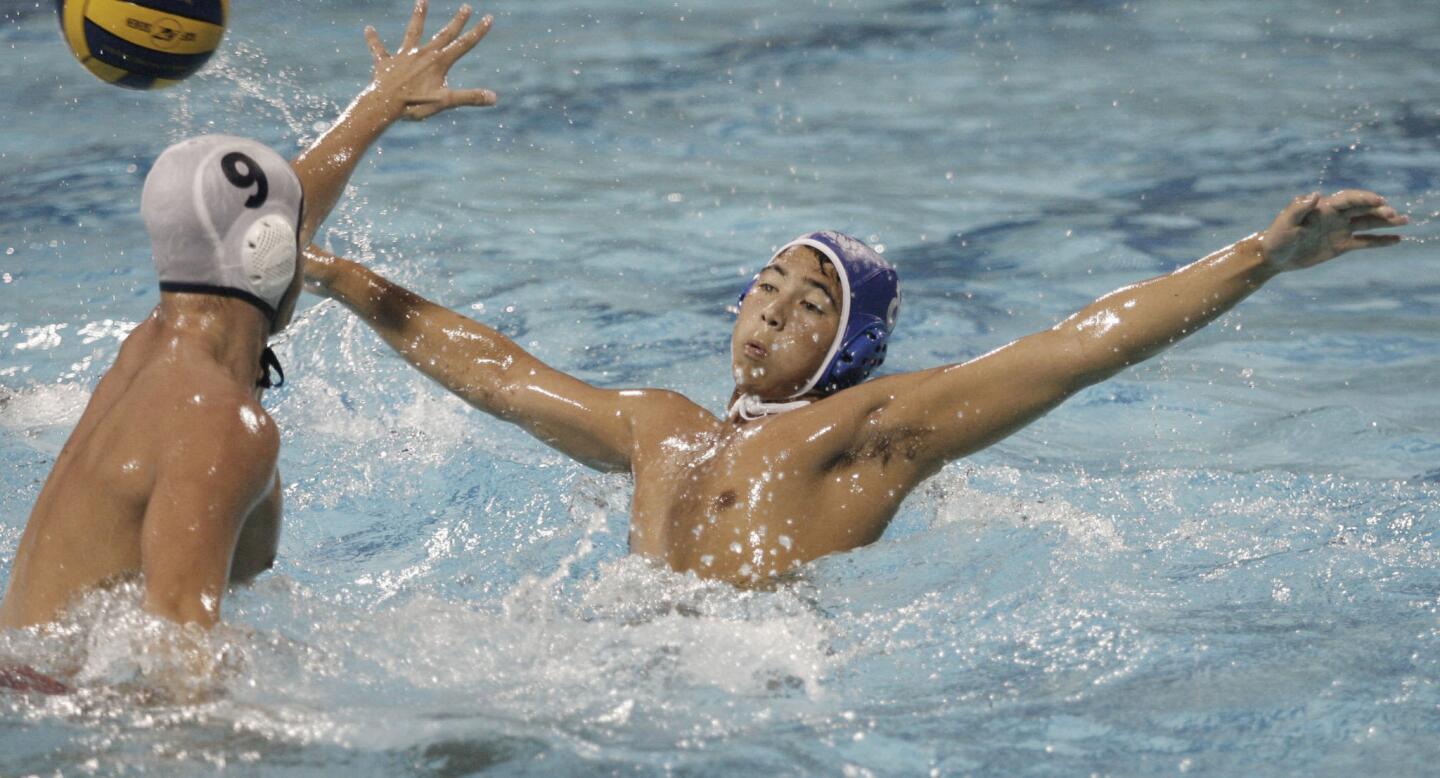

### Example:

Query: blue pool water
xmin=3 ymin=0 xmax=1439 ymax=774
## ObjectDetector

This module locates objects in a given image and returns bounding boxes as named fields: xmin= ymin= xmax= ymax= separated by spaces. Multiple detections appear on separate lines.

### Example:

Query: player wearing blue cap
xmin=304 ymin=187 xmax=1407 ymax=586
xmin=728 ymin=231 xmax=901 ymax=421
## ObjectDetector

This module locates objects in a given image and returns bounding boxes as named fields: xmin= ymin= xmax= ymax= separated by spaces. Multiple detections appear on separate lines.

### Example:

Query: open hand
xmin=365 ymin=0 xmax=497 ymax=121
xmin=1259 ymin=189 xmax=1408 ymax=272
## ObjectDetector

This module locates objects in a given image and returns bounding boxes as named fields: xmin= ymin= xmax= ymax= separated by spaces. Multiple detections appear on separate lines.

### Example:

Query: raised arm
xmin=865 ymin=190 xmax=1408 ymax=468
xmin=304 ymin=247 xmax=666 ymax=472
xmin=292 ymin=1 xmax=497 ymax=244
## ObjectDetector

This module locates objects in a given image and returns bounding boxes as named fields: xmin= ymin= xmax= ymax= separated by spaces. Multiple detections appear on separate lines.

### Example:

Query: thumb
xmin=1282 ymin=192 xmax=1321 ymax=226
xmin=446 ymin=88 xmax=499 ymax=108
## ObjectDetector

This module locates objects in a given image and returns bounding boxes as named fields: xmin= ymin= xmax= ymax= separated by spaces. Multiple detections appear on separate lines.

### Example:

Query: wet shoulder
xmin=740 ymin=385 xmax=931 ymax=473
xmin=148 ymin=367 xmax=281 ymax=466
xmin=623 ymin=389 xmax=718 ymax=435
xmin=624 ymin=389 xmax=723 ymax=476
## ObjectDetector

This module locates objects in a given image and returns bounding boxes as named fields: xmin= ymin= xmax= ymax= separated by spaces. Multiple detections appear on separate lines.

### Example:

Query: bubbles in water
xmin=1398 ymin=191 xmax=1440 ymax=244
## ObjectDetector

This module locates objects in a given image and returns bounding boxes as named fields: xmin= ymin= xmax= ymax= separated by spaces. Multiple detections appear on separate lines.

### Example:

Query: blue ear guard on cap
xmin=740 ymin=231 xmax=900 ymax=399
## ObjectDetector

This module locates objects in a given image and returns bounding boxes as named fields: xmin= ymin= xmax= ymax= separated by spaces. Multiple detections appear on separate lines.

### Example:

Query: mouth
xmin=743 ymin=340 xmax=769 ymax=360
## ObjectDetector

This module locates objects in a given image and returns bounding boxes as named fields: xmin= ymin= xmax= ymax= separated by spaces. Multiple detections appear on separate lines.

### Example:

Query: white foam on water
xmin=11 ymin=323 xmax=67 ymax=352
xmin=76 ymin=319 xmax=138 ymax=345
xmin=927 ymin=464 xmax=1127 ymax=554
xmin=2 ymin=554 xmax=840 ymax=766
xmin=0 ymin=383 xmax=90 ymax=432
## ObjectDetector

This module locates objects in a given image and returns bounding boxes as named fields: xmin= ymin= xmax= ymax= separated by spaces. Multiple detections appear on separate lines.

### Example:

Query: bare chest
xmin=628 ymin=425 xmax=906 ymax=584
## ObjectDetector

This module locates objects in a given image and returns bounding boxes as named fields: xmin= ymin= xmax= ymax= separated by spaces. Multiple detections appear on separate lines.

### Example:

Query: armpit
xmin=826 ymin=424 xmax=931 ymax=470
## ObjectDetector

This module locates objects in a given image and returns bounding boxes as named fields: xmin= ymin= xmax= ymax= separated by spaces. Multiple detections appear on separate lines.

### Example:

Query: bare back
xmin=0 ymin=315 xmax=279 ymax=629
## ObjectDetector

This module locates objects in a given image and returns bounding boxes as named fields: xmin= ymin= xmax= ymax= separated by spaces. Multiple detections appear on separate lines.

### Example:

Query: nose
xmin=759 ymin=299 xmax=784 ymax=329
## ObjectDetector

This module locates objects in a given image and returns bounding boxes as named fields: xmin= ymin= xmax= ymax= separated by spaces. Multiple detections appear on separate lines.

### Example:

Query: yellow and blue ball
xmin=57 ymin=0 xmax=228 ymax=90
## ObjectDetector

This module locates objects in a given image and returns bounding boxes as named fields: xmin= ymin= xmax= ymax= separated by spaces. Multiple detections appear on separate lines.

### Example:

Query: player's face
xmin=731 ymin=246 xmax=842 ymax=399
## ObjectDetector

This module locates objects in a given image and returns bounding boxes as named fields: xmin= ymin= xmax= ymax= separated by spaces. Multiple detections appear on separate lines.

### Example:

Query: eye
xmin=757 ymin=282 xmax=778 ymax=293
xmin=802 ymin=301 xmax=825 ymax=314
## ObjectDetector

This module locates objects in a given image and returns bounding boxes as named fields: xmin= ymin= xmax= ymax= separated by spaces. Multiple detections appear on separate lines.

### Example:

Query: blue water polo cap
xmin=743 ymin=231 xmax=900 ymax=398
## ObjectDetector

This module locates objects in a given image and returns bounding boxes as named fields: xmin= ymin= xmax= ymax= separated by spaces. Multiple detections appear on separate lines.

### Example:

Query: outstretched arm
xmin=292 ymin=1 xmax=497 ymax=244
xmin=861 ymin=190 xmax=1408 ymax=468
xmin=304 ymin=248 xmax=665 ymax=472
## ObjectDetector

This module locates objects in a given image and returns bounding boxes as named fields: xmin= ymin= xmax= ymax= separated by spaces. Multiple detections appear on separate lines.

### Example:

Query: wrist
xmin=1238 ymin=232 xmax=1282 ymax=284
xmin=301 ymin=247 xmax=342 ymax=295
xmin=341 ymin=84 xmax=407 ymax=130
xmin=295 ymin=88 xmax=401 ymax=171
xmin=364 ymin=82 xmax=409 ymax=122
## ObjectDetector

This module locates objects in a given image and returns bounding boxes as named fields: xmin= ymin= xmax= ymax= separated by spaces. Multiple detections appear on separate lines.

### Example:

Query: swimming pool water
xmin=2 ymin=0 xmax=1438 ymax=774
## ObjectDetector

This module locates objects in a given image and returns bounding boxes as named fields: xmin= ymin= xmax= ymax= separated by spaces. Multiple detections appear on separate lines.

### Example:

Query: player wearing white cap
xmin=0 ymin=2 xmax=494 ymax=691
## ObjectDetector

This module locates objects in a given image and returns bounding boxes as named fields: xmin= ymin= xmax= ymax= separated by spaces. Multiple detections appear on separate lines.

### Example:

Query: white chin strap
xmin=726 ymin=393 xmax=813 ymax=421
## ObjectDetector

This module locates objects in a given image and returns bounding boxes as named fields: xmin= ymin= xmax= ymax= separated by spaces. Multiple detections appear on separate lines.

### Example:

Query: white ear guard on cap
xmin=242 ymin=214 xmax=299 ymax=304
xmin=141 ymin=134 xmax=304 ymax=333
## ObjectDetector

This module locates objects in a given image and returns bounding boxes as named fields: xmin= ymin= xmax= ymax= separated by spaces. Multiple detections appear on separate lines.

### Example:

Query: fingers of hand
xmin=364 ymin=26 xmax=388 ymax=61
xmin=442 ymin=14 xmax=493 ymax=62
xmin=401 ymin=0 xmax=430 ymax=52
xmin=1326 ymin=189 xmax=1385 ymax=213
xmin=1348 ymin=209 xmax=1409 ymax=232
xmin=401 ymin=87 xmax=496 ymax=119
xmin=428 ymin=4 xmax=472 ymax=51
xmin=1345 ymin=234 xmax=1403 ymax=251
xmin=448 ymin=87 xmax=498 ymax=107
xmin=400 ymin=93 xmax=445 ymax=120
xmin=1347 ymin=215 xmax=1392 ymax=232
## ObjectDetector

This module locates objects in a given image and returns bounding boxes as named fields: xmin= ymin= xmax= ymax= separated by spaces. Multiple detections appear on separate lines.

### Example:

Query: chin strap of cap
xmin=726 ymin=393 xmax=812 ymax=422
xmin=257 ymin=346 xmax=285 ymax=390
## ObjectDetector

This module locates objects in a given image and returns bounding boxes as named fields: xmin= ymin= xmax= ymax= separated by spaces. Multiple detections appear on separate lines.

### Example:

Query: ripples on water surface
xmin=2 ymin=0 xmax=1438 ymax=774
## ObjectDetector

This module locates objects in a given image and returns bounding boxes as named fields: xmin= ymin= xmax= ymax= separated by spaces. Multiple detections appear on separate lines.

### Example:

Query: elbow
xmin=1050 ymin=328 xmax=1134 ymax=390
xmin=474 ymin=376 xmax=523 ymax=421
xmin=484 ymin=357 xmax=543 ymax=420
xmin=1071 ymin=350 xmax=1127 ymax=389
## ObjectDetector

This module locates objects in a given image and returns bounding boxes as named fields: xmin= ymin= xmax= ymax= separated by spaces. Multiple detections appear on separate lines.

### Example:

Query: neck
xmin=154 ymin=293 xmax=269 ymax=387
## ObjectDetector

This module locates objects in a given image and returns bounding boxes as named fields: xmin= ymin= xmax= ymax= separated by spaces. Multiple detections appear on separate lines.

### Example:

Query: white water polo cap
xmin=141 ymin=135 xmax=304 ymax=332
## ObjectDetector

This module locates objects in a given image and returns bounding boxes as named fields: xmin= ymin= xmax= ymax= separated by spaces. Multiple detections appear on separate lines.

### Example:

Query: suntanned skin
xmin=0 ymin=300 xmax=281 ymax=631
xmin=0 ymin=1 xmax=497 ymax=633
xmin=304 ymin=189 xmax=1408 ymax=585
